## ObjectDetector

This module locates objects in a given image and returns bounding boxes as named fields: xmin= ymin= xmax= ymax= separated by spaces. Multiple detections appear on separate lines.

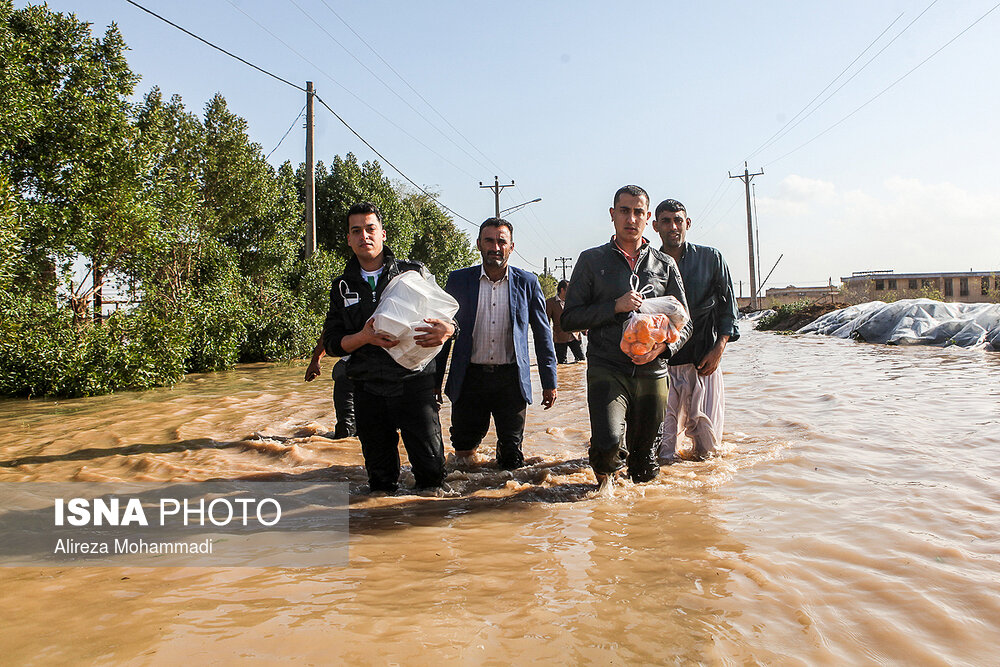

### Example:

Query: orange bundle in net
xmin=618 ymin=294 xmax=688 ymax=362
xmin=619 ymin=313 xmax=680 ymax=360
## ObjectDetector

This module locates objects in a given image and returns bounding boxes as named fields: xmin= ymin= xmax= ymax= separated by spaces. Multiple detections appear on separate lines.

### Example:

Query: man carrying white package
xmin=651 ymin=198 xmax=739 ymax=462
xmin=322 ymin=201 xmax=457 ymax=494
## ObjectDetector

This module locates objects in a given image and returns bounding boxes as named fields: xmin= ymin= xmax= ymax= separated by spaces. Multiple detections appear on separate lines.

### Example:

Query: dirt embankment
xmin=754 ymin=303 xmax=850 ymax=332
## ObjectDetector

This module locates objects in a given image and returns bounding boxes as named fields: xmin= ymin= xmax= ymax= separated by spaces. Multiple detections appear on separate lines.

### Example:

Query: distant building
xmin=759 ymin=284 xmax=841 ymax=308
xmin=841 ymin=270 xmax=1000 ymax=304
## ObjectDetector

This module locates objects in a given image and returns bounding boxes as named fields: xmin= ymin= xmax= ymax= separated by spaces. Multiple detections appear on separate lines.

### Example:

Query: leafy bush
xmin=757 ymin=300 xmax=811 ymax=330
xmin=241 ymin=290 xmax=318 ymax=363
xmin=0 ymin=296 xmax=188 ymax=397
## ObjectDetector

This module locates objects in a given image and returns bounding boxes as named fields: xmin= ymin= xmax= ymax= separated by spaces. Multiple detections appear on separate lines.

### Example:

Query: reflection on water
xmin=2 ymin=329 xmax=999 ymax=663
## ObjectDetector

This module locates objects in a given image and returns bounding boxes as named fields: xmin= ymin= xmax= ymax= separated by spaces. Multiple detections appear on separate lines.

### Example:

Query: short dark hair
xmin=478 ymin=217 xmax=514 ymax=239
xmin=557 ymin=279 xmax=569 ymax=292
xmin=347 ymin=201 xmax=382 ymax=225
xmin=613 ymin=185 xmax=650 ymax=209
xmin=655 ymin=198 xmax=687 ymax=218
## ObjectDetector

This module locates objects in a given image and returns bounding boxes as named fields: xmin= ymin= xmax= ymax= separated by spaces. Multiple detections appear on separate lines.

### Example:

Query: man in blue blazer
xmin=435 ymin=218 xmax=558 ymax=469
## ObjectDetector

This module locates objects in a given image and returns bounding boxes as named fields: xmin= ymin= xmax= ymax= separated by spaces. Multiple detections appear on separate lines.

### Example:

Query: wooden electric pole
xmin=480 ymin=175 xmax=514 ymax=220
xmin=304 ymin=81 xmax=316 ymax=258
xmin=554 ymin=257 xmax=573 ymax=281
xmin=729 ymin=162 xmax=763 ymax=310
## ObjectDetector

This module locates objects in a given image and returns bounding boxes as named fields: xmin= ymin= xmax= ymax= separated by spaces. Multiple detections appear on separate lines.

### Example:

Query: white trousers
xmin=659 ymin=363 xmax=725 ymax=459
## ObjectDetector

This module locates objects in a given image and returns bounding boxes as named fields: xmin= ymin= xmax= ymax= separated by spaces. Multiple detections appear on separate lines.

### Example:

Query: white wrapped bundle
xmin=371 ymin=271 xmax=459 ymax=371
xmin=637 ymin=295 xmax=689 ymax=330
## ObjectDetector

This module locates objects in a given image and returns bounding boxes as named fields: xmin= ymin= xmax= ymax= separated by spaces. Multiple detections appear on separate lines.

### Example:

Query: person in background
xmin=435 ymin=217 xmax=558 ymax=470
xmin=546 ymin=280 xmax=586 ymax=364
xmin=304 ymin=336 xmax=355 ymax=440
xmin=323 ymin=201 xmax=456 ymax=494
xmin=560 ymin=185 xmax=692 ymax=489
xmin=652 ymin=198 xmax=739 ymax=462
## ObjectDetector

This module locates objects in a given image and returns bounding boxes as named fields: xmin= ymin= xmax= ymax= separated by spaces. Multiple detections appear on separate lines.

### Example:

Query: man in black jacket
xmin=322 ymin=202 xmax=456 ymax=493
xmin=561 ymin=186 xmax=692 ymax=488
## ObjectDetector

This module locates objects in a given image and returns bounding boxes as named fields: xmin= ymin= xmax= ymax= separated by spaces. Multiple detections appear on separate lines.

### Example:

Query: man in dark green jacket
xmin=652 ymin=198 xmax=739 ymax=462
xmin=561 ymin=185 xmax=692 ymax=487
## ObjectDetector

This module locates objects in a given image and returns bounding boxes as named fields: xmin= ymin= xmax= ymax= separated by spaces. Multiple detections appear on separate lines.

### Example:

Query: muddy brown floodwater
xmin=2 ymin=327 xmax=999 ymax=665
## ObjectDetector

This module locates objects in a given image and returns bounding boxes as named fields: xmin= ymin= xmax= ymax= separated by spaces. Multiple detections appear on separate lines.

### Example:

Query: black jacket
xmin=322 ymin=246 xmax=433 ymax=392
xmin=560 ymin=238 xmax=693 ymax=377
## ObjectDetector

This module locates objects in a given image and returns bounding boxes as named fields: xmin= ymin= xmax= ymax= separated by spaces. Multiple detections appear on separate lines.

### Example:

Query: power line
xmin=753 ymin=2 xmax=939 ymax=163
xmin=124 ymin=0 xmax=480 ymax=230
xmin=266 ymin=104 xmax=305 ymax=160
xmin=222 ymin=0 xmax=478 ymax=180
xmin=311 ymin=0 xmax=560 ymax=258
xmin=313 ymin=94 xmax=478 ymax=229
xmin=316 ymin=0 xmax=508 ymax=179
xmin=123 ymin=0 xmax=305 ymax=91
xmin=289 ymin=0 xmax=496 ymax=177
xmin=767 ymin=0 xmax=1000 ymax=166
xmin=743 ymin=9 xmax=907 ymax=163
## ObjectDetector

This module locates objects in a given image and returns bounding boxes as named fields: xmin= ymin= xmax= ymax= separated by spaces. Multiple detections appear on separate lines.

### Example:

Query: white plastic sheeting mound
xmin=798 ymin=299 xmax=1000 ymax=350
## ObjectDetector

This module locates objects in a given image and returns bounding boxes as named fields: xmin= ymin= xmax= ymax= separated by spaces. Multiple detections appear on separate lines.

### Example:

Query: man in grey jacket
xmin=561 ymin=185 xmax=692 ymax=487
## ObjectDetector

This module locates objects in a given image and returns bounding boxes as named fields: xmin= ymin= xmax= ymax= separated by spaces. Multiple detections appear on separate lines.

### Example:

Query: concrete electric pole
xmin=729 ymin=162 xmax=763 ymax=310
xmin=304 ymin=81 xmax=316 ymax=258
xmin=480 ymin=176 xmax=514 ymax=220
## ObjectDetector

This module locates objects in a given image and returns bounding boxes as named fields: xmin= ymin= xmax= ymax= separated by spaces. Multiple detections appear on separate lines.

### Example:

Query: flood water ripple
xmin=1 ymin=327 xmax=998 ymax=664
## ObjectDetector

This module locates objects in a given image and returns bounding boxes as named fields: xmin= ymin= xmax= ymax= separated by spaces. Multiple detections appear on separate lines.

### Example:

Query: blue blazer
xmin=436 ymin=265 xmax=558 ymax=403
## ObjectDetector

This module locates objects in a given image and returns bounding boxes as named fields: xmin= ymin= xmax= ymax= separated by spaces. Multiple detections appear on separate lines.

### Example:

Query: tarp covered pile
xmin=798 ymin=299 xmax=1000 ymax=350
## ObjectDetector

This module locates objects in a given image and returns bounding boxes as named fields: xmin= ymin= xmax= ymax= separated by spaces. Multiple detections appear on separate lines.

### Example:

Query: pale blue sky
xmin=25 ymin=1 xmax=1000 ymax=291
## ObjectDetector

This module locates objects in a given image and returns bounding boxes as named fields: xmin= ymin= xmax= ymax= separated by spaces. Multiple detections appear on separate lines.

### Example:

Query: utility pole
xmin=480 ymin=175 xmax=514 ymax=220
xmin=554 ymin=257 xmax=573 ymax=281
xmin=543 ymin=257 xmax=548 ymax=276
xmin=304 ymin=81 xmax=316 ymax=258
xmin=729 ymin=162 xmax=763 ymax=310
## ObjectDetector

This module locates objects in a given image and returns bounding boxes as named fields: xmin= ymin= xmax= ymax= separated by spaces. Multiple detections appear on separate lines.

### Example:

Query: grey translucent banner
xmin=0 ymin=482 xmax=348 ymax=567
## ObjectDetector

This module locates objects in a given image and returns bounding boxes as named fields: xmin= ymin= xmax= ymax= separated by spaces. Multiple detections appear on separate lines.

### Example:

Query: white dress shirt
xmin=470 ymin=266 xmax=515 ymax=364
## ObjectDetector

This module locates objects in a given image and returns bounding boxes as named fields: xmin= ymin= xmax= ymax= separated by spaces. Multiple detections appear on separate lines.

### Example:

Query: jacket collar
xmin=346 ymin=245 xmax=397 ymax=278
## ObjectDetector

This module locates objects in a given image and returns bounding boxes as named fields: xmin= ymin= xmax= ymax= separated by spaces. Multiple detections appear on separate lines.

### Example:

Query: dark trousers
xmin=450 ymin=364 xmax=527 ymax=469
xmin=555 ymin=340 xmax=585 ymax=364
xmin=354 ymin=375 xmax=446 ymax=492
xmin=332 ymin=359 xmax=355 ymax=438
xmin=586 ymin=364 xmax=668 ymax=482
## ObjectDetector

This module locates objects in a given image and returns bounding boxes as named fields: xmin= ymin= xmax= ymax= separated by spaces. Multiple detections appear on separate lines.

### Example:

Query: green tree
xmin=405 ymin=191 xmax=477 ymax=279
xmin=1 ymin=2 xmax=148 ymax=313
xmin=299 ymin=152 xmax=413 ymax=263
xmin=536 ymin=272 xmax=557 ymax=299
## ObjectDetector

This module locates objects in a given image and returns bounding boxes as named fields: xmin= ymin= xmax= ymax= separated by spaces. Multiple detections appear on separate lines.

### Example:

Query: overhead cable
xmin=266 ymin=104 xmax=305 ymax=159
xmin=124 ymin=0 xmax=479 ymax=229
xmin=222 ymin=0 xmax=477 ymax=180
xmin=743 ymin=9 xmax=907 ymax=163
xmin=767 ymin=0 xmax=1000 ymax=166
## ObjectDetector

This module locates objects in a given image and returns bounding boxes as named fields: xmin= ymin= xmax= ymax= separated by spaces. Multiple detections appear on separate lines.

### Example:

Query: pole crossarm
xmin=480 ymin=175 xmax=515 ymax=220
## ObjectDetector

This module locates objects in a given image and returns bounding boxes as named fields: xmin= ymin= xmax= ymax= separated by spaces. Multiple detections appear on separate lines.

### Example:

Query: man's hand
xmin=414 ymin=318 xmax=455 ymax=348
xmin=362 ymin=318 xmax=399 ymax=349
xmin=542 ymin=387 xmax=557 ymax=409
xmin=631 ymin=341 xmax=666 ymax=366
xmin=614 ymin=290 xmax=643 ymax=313
xmin=697 ymin=341 xmax=726 ymax=376
xmin=304 ymin=359 xmax=322 ymax=381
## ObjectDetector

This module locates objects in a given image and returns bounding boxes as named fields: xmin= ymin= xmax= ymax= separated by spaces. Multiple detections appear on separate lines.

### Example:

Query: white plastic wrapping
xmin=371 ymin=271 xmax=460 ymax=370
xmin=797 ymin=298 xmax=1000 ymax=349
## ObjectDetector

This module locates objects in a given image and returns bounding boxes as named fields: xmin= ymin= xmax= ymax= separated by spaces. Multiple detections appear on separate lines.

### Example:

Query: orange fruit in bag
xmin=630 ymin=342 xmax=650 ymax=357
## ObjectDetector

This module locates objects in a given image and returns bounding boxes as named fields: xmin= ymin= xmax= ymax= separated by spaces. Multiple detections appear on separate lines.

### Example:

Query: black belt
xmin=469 ymin=363 xmax=517 ymax=373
